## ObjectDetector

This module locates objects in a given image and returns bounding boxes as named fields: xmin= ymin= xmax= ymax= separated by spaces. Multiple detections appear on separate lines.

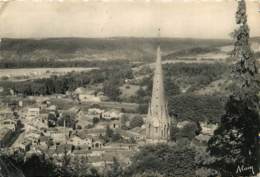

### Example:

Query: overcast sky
xmin=0 ymin=0 xmax=260 ymax=39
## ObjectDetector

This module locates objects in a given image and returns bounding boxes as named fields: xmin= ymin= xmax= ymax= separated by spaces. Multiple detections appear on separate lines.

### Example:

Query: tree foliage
xmin=104 ymin=157 xmax=123 ymax=177
xmin=129 ymin=116 xmax=144 ymax=129
xmin=171 ymin=121 xmax=201 ymax=141
xmin=231 ymin=0 xmax=258 ymax=93
xmin=5 ymin=153 xmax=59 ymax=177
xmin=126 ymin=144 xmax=197 ymax=177
xmin=0 ymin=60 xmax=133 ymax=99
xmin=205 ymin=1 xmax=260 ymax=176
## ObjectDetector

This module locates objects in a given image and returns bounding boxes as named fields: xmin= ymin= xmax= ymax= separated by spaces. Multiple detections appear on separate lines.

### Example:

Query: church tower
xmin=145 ymin=44 xmax=172 ymax=144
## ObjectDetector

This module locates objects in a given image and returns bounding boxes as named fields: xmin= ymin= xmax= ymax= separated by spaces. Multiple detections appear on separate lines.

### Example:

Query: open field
xmin=0 ymin=67 xmax=98 ymax=80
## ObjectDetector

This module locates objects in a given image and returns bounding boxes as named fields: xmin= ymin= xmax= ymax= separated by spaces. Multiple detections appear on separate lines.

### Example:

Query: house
xmin=44 ymin=127 xmax=72 ymax=145
xmin=200 ymin=122 xmax=217 ymax=136
xmin=68 ymin=135 xmax=92 ymax=147
xmin=91 ymin=139 xmax=105 ymax=149
xmin=116 ymin=129 xmax=145 ymax=141
xmin=27 ymin=108 xmax=40 ymax=120
xmin=24 ymin=129 xmax=41 ymax=145
xmin=177 ymin=121 xmax=190 ymax=129
xmin=75 ymin=116 xmax=93 ymax=129
xmin=102 ymin=110 xmax=122 ymax=120
xmin=88 ymin=108 xmax=104 ymax=117
xmin=85 ymin=128 xmax=106 ymax=137
xmin=53 ymin=144 xmax=73 ymax=158
xmin=13 ymin=139 xmax=32 ymax=152
xmin=1 ymin=119 xmax=17 ymax=131
xmin=46 ymin=105 xmax=57 ymax=112
xmin=18 ymin=101 xmax=23 ymax=107
xmin=25 ymin=114 xmax=48 ymax=130
xmin=109 ymin=120 xmax=121 ymax=129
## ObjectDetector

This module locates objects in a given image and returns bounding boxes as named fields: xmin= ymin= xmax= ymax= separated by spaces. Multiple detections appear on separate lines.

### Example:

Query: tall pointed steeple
xmin=146 ymin=31 xmax=171 ymax=143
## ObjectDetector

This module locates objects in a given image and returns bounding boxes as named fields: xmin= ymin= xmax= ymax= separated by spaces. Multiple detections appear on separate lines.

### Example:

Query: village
xmin=0 ymin=45 xmax=220 ymax=174
xmin=0 ymin=91 xmax=145 ymax=169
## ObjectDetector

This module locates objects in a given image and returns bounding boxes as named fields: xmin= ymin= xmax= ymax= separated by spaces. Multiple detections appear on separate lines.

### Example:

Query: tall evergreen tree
xmin=206 ymin=0 xmax=260 ymax=176
xmin=231 ymin=0 xmax=259 ymax=96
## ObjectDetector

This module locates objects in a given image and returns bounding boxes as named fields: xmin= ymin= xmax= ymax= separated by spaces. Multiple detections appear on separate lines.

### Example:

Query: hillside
xmin=0 ymin=37 xmax=231 ymax=62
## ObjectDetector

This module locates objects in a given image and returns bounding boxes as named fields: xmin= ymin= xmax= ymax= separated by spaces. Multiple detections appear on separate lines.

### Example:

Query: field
xmin=0 ymin=67 xmax=98 ymax=80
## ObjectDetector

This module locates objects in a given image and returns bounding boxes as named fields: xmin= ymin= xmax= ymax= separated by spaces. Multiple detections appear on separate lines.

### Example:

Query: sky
xmin=0 ymin=0 xmax=260 ymax=39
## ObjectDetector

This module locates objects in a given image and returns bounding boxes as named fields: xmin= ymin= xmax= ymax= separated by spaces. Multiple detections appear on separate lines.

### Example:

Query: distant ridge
xmin=0 ymin=37 xmax=232 ymax=53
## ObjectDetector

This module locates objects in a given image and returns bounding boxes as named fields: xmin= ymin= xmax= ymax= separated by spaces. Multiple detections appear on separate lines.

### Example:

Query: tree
xmin=72 ymin=156 xmax=90 ymax=177
xmin=171 ymin=121 xmax=201 ymax=141
xmin=131 ymin=171 xmax=164 ymax=177
xmin=205 ymin=1 xmax=260 ymax=176
xmin=5 ymin=152 xmax=59 ymax=177
xmin=106 ymin=125 xmax=113 ymax=138
xmin=23 ymin=154 xmax=59 ymax=177
xmin=48 ymin=112 xmax=58 ymax=127
xmin=0 ymin=155 xmax=25 ymax=177
xmin=59 ymin=145 xmax=74 ymax=177
xmin=103 ymin=125 xmax=122 ymax=143
xmin=105 ymin=157 xmax=123 ymax=177
xmin=57 ymin=113 xmax=76 ymax=129
xmin=129 ymin=116 xmax=144 ymax=129
xmin=120 ymin=114 xmax=129 ymax=130
xmin=111 ymin=132 xmax=122 ymax=142
xmin=126 ymin=144 xmax=196 ymax=177
xmin=93 ymin=117 xmax=100 ymax=125
xmin=231 ymin=1 xmax=259 ymax=96
xmin=103 ymin=80 xmax=121 ymax=101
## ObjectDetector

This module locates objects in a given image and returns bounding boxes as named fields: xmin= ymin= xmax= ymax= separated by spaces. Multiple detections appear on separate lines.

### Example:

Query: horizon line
xmin=1 ymin=35 xmax=260 ymax=41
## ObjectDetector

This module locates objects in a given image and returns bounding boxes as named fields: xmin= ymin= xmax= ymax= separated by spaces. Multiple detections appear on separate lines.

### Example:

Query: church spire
xmin=146 ymin=38 xmax=171 ymax=144
xmin=157 ymin=28 xmax=161 ymax=46
xmin=150 ymin=45 xmax=166 ymax=117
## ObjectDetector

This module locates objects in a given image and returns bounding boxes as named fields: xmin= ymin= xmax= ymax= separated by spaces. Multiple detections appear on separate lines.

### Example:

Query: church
xmin=145 ymin=44 xmax=174 ymax=144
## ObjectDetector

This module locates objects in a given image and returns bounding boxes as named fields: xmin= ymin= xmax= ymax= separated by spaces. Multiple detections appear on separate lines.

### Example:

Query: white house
xmin=200 ymin=122 xmax=218 ymax=136
xmin=102 ymin=110 xmax=122 ymax=120
xmin=27 ymin=108 xmax=40 ymax=120
xmin=88 ymin=108 xmax=104 ymax=116
xmin=1 ymin=119 xmax=17 ymax=131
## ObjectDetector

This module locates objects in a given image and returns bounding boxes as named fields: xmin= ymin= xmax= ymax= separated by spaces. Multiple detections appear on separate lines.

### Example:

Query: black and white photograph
xmin=0 ymin=0 xmax=259 ymax=177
